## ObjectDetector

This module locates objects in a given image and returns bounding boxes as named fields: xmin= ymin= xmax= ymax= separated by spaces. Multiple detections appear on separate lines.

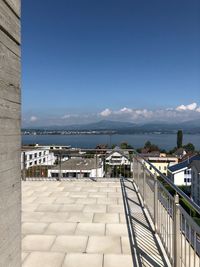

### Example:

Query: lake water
xmin=22 ymin=133 xmax=200 ymax=150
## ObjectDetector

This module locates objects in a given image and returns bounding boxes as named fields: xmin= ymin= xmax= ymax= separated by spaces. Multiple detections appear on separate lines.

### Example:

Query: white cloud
xmin=23 ymin=102 xmax=200 ymax=127
xmin=100 ymin=108 xmax=112 ymax=117
xmin=117 ymin=107 xmax=132 ymax=114
xmin=61 ymin=114 xmax=81 ymax=119
xmin=30 ymin=116 xmax=38 ymax=122
xmin=176 ymin=102 xmax=198 ymax=111
xmin=99 ymin=103 xmax=200 ymax=123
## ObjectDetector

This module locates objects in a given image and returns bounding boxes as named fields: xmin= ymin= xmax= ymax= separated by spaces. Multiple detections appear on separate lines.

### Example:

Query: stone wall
xmin=0 ymin=0 xmax=21 ymax=266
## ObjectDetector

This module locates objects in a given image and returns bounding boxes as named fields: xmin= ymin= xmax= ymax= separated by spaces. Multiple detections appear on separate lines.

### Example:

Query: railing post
xmin=154 ymin=172 xmax=158 ymax=232
xmin=58 ymin=152 xmax=61 ymax=181
xmin=22 ymin=151 xmax=26 ymax=181
xmin=143 ymin=165 xmax=146 ymax=207
xmin=95 ymin=152 xmax=98 ymax=178
xmin=173 ymin=194 xmax=181 ymax=267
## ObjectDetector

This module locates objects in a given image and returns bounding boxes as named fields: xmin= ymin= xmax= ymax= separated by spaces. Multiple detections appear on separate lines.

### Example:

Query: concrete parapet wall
xmin=0 ymin=0 xmax=21 ymax=266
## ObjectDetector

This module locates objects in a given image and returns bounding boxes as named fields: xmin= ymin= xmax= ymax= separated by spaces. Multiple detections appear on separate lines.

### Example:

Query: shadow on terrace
xmin=121 ymin=178 xmax=169 ymax=266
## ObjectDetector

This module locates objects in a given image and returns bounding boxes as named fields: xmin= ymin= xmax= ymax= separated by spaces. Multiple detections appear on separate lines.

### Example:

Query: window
xmin=29 ymin=154 xmax=32 ymax=160
xmin=43 ymin=158 xmax=45 ymax=163
xmin=34 ymin=160 xmax=37 ymax=165
xmin=52 ymin=173 xmax=58 ymax=178
xmin=34 ymin=153 xmax=37 ymax=158
xmin=39 ymin=152 xmax=42 ymax=157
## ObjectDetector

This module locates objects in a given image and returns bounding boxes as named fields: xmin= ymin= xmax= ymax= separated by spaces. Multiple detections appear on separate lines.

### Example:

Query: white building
xmin=105 ymin=150 xmax=131 ymax=166
xmin=48 ymin=157 xmax=104 ymax=178
xmin=21 ymin=149 xmax=56 ymax=169
xmin=167 ymin=154 xmax=200 ymax=186
xmin=190 ymin=160 xmax=200 ymax=206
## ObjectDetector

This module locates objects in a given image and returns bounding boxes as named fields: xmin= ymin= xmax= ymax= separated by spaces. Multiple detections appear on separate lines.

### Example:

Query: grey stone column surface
xmin=0 ymin=0 xmax=21 ymax=266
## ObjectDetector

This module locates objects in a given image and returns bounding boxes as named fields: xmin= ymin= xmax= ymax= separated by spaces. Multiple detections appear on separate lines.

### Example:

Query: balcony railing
xmin=21 ymin=147 xmax=200 ymax=266
xmin=133 ymin=151 xmax=200 ymax=267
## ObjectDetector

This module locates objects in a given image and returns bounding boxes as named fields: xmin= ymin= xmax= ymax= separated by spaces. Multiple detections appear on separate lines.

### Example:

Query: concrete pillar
xmin=0 ymin=0 xmax=21 ymax=266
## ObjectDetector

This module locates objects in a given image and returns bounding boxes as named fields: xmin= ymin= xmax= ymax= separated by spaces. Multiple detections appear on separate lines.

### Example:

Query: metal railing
xmin=133 ymin=151 xmax=200 ymax=267
xmin=21 ymin=148 xmax=133 ymax=180
xmin=21 ymin=146 xmax=200 ymax=266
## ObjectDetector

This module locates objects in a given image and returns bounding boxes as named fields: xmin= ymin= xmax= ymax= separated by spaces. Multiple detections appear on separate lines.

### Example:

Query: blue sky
xmin=22 ymin=0 xmax=200 ymax=126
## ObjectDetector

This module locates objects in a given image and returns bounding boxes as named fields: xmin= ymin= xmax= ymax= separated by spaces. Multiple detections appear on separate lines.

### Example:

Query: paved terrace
xmin=22 ymin=179 xmax=170 ymax=267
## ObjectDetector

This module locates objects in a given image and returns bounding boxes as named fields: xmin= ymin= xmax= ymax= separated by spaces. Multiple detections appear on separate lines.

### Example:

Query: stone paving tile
xmin=97 ymin=198 xmax=118 ymax=204
xmin=108 ymin=192 xmax=122 ymax=198
xmin=51 ymin=236 xmax=88 ymax=253
xmin=33 ymin=197 xmax=56 ymax=204
xmin=36 ymin=203 xmax=61 ymax=212
xmin=76 ymin=198 xmax=97 ymax=204
xmin=106 ymin=224 xmax=128 ymax=236
xmin=66 ymin=211 xmax=94 ymax=223
xmin=62 ymin=187 xmax=82 ymax=192
xmin=22 ymin=204 xmax=39 ymax=212
xmin=31 ymin=191 xmax=52 ymax=197
xmin=22 ymin=197 xmax=37 ymax=204
xmin=22 ymin=235 xmax=56 ymax=251
xmin=86 ymin=236 xmax=121 ymax=254
xmin=49 ymin=192 xmax=69 ymax=197
xmin=22 ymin=180 xmax=134 ymax=266
xmin=83 ymin=204 xmax=107 ymax=213
xmin=93 ymin=213 xmax=119 ymax=223
xmin=22 ymin=252 xmax=29 ymax=262
xmin=99 ymin=187 xmax=117 ymax=193
xmin=59 ymin=204 xmax=84 ymax=212
xmin=55 ymin=197 xmax=76 ymax=204
xmin=80 ymin=188 xmax=99 ymax=192
xmin=88 ymin=192 xmax=108 ymax=198
xmin=22 ymin=222 xmax=48 ymax=234
xmin=104 ymin=254 xmax=133 ymax=267
xmin=45 ymin=223 xmax=77 ymax=235
xmin=69 ymin=192 xmax=88 ymax=198
xmin=75 ymin=223 xmax=105 ymax=236
xmin=22 ymin=212 xmax=44 ymax=222
xmin=22 ymin=252 xmax=65 ymax=267
xmin=40 ymin=212 xmax=69 ymax=223
xmin=119 ymin=213 xmax=126 ymax=223
xmin=121 ymin=237 xmax=131 ymax=254
xmin=63 ymin=253 xmax=103 ymax=267
xmin=107 ymin=204 xmax=124 ymax=213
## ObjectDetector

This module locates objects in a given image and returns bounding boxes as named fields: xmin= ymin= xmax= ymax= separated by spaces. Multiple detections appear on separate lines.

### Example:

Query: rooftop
xmin=168 ymin=154 xmax=200 ymax=173
xmin=21 ymin=179 xmax=169 ymax=267
xmin=50 ymin=158 xmax=102 ymax=171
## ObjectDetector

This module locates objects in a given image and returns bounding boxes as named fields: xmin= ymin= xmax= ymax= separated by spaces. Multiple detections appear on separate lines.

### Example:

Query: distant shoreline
xmin=22 ymin=131 xmax=200 ymax=136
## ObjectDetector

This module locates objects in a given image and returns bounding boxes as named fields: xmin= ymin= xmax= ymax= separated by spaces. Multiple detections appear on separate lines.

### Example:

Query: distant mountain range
xmin=22 ymin=119 xmax=200 ymax=134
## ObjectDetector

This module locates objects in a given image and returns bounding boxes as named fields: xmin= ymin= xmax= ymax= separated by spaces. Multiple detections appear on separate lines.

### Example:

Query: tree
xmin=144 ymin=140 xmax=159 ymax=152
xmin=120 ymin=142 xmax=133 ymax=149
xmin=144 ymin=141 xmax=152 ymax=149
xmin=183 ymin=143 xmax=195 ymax=152
xmin=177 ymin=130 xmax=183 ymax=148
